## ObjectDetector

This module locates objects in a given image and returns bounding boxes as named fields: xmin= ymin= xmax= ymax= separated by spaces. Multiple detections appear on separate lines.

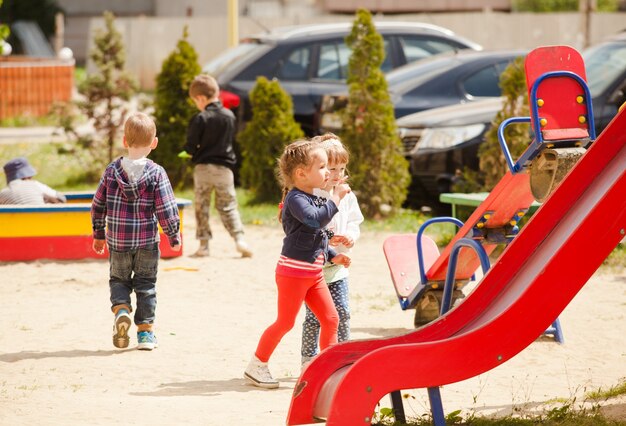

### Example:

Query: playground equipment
xmin=0 ymin=192 xmax=191 ymax=261
xmin=386 ymin=46 xmax=593 ymax=334
xmin=286 ymin=46 xmax=626 ymax=425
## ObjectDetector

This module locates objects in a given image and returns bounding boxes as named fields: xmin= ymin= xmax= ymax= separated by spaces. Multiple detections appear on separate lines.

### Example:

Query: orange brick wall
xmin=0 ymin=57 xmax=74 ymax=120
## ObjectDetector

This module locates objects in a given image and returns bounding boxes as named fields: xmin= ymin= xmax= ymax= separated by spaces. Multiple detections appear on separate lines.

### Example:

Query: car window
xmin=316 ymin=42 xmax=351 ymax=80
xmin=584 ymin=41 xmax=626 ymax=97
xmin=277 ymin=46 xmax=311 ymax=81
xmin=462 ymin=64 xmax=503 ymax=97
xmin=399 ymin=36 xmax=461 ymax=64
xmin=314 ymin=38 xmax=392 ymax=80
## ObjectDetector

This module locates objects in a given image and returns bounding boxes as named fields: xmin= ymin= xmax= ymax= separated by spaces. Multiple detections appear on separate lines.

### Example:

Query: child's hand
xmin=92 ymin=239 xmax=106 ymax=255
xmin=332 ymin=253 xmax=351 ymax=267
xmin=334 ymin=183 xmax=351 ymax=199
xmin=330 ymin=234 xmax=354 ymax=248
xmin=171 ymin=244 xmax=182 ymax=252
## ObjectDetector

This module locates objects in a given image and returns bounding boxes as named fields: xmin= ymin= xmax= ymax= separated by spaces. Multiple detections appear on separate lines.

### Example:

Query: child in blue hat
xmin=0 ymin=157 xmax=66 ymax=205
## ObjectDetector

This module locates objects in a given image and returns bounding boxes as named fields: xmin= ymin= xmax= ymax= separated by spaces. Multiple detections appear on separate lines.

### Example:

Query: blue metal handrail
xmin=416 ymin=217 xmax=464 ymax=285
xmin=498 ymin=71 xmax=596 ymax=176
xmin=497 ymin=116 xmax=532 ymax=174
xmin=529 ymin=70 xmax=596 ymax=143
xmin=441 ymin=238 xmax=491 ymax=315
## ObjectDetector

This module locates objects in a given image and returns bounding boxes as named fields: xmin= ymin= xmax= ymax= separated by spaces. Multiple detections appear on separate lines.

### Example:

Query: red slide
xmin=287 ymin=105 xmax=626 ymax=425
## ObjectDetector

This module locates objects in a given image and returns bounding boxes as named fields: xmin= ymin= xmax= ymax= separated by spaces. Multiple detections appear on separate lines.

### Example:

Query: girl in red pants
xmin=244 ymin=139 xmax=352 ymax=389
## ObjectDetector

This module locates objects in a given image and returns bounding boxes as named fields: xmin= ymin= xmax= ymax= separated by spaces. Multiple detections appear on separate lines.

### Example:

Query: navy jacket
xmin=184 ymin=101 xmax=237 ymax=170
xmin=280 ymin=189 xmax=338 ymax=263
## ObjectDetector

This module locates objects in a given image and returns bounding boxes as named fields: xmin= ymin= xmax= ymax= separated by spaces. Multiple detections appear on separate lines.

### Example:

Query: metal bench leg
xmin=427 ymin=387 xmax=446 ymax=426
xmin=390 ymin=390 xmax=406 ymax=424
xmin=551 ymin=318 xmax=565 ymax=344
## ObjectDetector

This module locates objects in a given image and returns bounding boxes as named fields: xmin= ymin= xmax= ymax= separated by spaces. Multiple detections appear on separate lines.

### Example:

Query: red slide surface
xmin=287 ymin=107 xmax=626 ymax=425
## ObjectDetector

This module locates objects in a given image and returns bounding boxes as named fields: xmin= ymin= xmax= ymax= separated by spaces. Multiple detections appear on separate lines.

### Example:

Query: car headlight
xmin=417 ymin=124 xmax=486 ymax=151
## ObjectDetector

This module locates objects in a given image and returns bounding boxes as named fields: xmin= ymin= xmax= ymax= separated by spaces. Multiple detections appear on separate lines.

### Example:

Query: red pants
xmin=255 ymin=272 xmax=339 ymax=362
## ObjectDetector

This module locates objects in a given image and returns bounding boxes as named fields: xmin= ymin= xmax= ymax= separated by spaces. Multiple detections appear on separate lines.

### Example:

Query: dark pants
xmin=109 ymin=243 xmax=160 ymax=326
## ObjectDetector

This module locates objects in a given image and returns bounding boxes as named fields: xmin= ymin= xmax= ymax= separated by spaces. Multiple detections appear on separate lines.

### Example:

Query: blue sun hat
xmin=3 ymin=157 xmax=37 ymax=184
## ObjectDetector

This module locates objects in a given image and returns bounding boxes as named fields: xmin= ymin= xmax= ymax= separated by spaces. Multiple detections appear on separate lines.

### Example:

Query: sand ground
xmin=1 ymin=209 xmax=624 ymax=425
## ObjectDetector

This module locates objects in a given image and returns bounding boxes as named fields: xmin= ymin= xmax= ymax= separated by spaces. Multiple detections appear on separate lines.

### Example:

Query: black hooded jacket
xmin=183 ymin=101 xmax=237 ymax=169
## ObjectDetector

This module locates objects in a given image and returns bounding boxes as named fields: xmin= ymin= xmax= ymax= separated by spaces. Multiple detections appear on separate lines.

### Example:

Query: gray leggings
xmin=301 ymin=277 xmax=350 ymax=358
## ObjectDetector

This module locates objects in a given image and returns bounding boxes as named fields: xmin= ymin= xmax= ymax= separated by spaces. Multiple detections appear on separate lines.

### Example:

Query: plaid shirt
xmin=91 ymin=158 xmax=181 ymax=251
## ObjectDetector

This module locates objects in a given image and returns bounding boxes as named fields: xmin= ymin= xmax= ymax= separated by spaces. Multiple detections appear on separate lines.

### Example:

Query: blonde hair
xmin=312 ymin=132 xmax=349 ymax=165
xmin=124 ymin=112 xmax=156 ymax=147
xmin=189 ymin=74 xmax=219 ymax=99
xmin=276 ymin=138 xmax=325 ymax=220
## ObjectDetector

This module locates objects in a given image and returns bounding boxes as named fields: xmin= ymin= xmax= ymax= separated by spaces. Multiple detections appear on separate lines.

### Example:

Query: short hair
xmin=189 ymin=74 xmax=219 ymax=99
xmin=124 ymin=112 xmax=156 ymax=147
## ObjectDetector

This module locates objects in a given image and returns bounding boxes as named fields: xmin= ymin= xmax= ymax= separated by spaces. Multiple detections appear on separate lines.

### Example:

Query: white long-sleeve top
xmin=313 ymin=187 xmax=364 ymax=284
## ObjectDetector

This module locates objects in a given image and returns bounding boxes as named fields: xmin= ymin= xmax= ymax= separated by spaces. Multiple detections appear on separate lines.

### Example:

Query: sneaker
xmin=137 ymin=331 xmax=158 ymax=351
xmin=235 ymin=238 xmax=253 ymax=258
xmin=244 ymin=355 xmax=279 ymax=389
xmin=112 ymin=309 xmax=132 ymax=349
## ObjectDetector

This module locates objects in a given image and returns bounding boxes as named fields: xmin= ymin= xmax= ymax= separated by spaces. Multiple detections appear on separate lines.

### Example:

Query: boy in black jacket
xmin=179 ymin=74 xmax=252 ymax=258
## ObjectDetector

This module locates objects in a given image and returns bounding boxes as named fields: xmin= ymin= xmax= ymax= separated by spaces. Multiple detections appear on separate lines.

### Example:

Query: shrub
xmin=340 ymin=8 xmax=410 ymax=219
xmin=151 ymin=26 xmax=200 ymax=188
xmin=238 ymin=76 xmax=304 ymax=203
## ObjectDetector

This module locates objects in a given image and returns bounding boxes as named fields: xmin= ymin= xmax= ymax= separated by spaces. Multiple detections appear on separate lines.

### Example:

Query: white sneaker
xmin=244 ymin=355 xmax=279 ymax=389
xmin=235 ymin=239 xmax=253 ymax=258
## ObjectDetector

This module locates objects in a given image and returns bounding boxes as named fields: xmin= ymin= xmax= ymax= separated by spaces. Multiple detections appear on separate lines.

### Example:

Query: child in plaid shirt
xmin=91 ymin=112 xmax=181 ymax=351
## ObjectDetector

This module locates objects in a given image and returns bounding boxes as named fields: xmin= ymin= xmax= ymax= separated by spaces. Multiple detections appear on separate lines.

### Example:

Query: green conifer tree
xmin=238 ymin=76 xmax=304 ymax=203
xmin=151 ymin=26 xmax=200 ymax=188
xmin=340 ymin=9 xmax=410 ymax=218
xmin=78 ymin=11 xmax=138 ymax=165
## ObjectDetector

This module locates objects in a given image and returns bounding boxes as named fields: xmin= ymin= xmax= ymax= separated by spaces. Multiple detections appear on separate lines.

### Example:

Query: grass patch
xmin=372 ymin=380 xmax=626 ymax=425
xmin=0 ymin=142 xmax=98 ymax=190
xmin=0 ymin=115 xmax=59 ymax=127
xmin=587 ymin=379 xmax=626 ymax=401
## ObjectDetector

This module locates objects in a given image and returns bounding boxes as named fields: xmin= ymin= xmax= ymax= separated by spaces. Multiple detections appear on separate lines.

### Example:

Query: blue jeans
xmin=301 ymin=277 xmax=350 ymax=358
xmin=109 ymin=243 xmax=160 ymax=326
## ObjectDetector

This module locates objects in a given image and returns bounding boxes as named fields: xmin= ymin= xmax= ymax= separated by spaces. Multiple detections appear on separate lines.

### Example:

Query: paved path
xmin=0 ymin=124 xmax=94 ymax=145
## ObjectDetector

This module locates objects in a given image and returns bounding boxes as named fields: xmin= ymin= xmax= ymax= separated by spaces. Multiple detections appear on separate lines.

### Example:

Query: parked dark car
xmin=399 ymin=32 xmax=626 ymax=211
xmin=397 ymin=97 xmax=504 ymax=211
xmin=202 ymin=22 xmax=482 ymax=135
xmin=319 ymin=49 xmax=525 ymax=131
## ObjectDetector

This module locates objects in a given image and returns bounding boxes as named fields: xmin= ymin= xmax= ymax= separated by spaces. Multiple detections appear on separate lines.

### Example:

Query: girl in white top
xmin=300 ymin=134 xmax=364 ymax=367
